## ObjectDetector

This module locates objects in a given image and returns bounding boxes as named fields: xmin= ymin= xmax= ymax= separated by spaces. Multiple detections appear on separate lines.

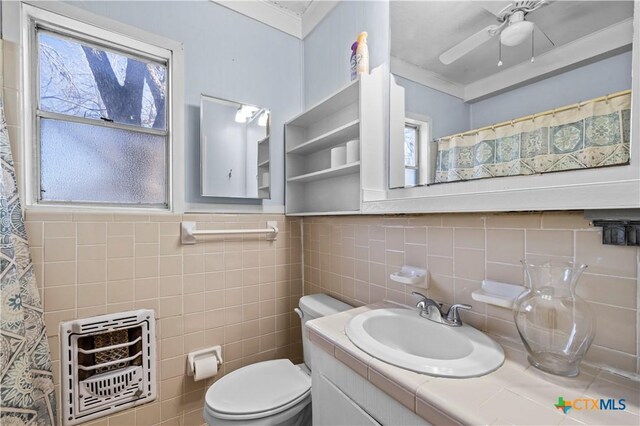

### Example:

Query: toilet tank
xmin=298 ymin=294 xmax=352 ymax=370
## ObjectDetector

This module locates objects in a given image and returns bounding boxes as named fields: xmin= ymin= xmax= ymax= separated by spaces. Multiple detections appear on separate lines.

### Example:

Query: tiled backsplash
xmin=302 ymin=212 xmax=640 ymax=374
xmin=25 ymin=211 xmax=303 ymax=426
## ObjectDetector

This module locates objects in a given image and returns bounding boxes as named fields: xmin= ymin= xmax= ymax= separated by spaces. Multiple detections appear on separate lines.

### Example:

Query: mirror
xmin=200 ymin=95 xmax=270 ymax=199
xmin=389 ymin=1 xmax=634 ymax=189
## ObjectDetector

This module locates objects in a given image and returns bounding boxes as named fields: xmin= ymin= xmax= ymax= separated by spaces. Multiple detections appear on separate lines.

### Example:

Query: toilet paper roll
xmin=331 ymin=146 xmax=347 ymax=168
xmin=346 ymin=139 xmax=359 ymax=163
xmin=193 ymin=357 xmax=218 ymax=381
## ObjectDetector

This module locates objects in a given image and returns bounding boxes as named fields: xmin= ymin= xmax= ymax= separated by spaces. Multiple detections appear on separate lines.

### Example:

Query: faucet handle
xmin=411 ymin=291 xmax=427 ymax=301
xmin=446 ymin=303 xmax=472 ymax=326
xmin=412 ymin=292 xmax=444 ymax=309
xmin=411 ymin=291 xmax=428 ymax=309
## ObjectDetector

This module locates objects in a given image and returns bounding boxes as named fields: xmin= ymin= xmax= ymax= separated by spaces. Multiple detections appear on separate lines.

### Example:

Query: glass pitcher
xmin=513 ymin=260 xmax=596 ymax=376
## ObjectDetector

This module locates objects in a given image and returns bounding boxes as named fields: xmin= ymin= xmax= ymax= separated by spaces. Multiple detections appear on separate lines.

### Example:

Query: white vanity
xmin=308 ymin=303 xmax=640 ymax=426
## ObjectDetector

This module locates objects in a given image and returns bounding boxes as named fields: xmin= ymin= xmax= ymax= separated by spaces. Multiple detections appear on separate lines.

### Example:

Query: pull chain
xmin=498 ymin=41 xmax=503 ymax=67
xmin=531 ymin=31 xmax=535 ymax=62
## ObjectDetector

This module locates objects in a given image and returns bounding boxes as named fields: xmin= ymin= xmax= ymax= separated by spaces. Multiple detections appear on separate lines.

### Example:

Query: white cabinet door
xmin=314 ymin=373 xmax=381 ymax=426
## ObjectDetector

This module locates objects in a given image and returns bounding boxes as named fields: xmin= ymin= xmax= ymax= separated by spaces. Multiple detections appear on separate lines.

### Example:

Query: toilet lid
xmin=205 ymin=359 xmax=311 ymax=418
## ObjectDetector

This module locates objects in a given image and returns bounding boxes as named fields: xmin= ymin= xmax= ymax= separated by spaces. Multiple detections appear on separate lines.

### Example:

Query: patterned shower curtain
xmin=435 ymin=91 xmax=631 ymax=183
xmin=0 ymin=94 xmax=57 ymax=421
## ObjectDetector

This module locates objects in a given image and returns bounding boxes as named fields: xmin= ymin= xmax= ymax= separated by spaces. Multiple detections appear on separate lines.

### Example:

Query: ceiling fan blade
xmin=481 ymin=1 xmax=512 ymax=17
xmin=533 ymin=22 xmax=555 ymax=46
xmin=536 ymin=0 xmax=557 ymax=9
xmin=483 ymin=0 xmax=553 ymax=20
xmin=439 ymin=25 xmax=498 ymax=65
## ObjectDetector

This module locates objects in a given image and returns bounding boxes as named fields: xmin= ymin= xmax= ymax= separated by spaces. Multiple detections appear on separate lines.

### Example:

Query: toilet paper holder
xmin=186 ymin=346 xmax=223 ymax=377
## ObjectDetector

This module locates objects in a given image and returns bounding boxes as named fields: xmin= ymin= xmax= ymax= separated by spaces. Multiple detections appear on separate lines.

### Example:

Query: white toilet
xmin=203 ymin=294 xmax=352 ymax=425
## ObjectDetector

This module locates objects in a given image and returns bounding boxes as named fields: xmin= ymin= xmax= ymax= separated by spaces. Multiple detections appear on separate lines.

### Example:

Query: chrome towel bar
xmin=181 ymin=221 xmax=278 ymax=244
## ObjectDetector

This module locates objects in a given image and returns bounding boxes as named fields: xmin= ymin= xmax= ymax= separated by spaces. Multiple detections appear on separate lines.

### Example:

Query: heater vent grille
xmin=60 ymin=310 xmax=156 ymax=425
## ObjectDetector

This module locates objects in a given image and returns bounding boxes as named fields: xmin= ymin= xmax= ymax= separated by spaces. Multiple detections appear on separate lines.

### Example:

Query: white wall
xmin=395 ymin=75 xmax=471 ymax=140
xmin=60 ymin=0 xmax=302 ymax=212
xmin=303 ymin=0 xmax=389 ymax=107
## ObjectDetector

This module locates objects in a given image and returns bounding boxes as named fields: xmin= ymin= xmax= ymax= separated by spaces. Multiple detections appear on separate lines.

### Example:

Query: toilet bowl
xmin=203 ymin=294 xmax=352 ymax=426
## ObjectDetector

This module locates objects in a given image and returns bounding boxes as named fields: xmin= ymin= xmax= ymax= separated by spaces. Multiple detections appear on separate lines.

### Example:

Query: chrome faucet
xmin=412 ymin=292 xmax=471 ymax=327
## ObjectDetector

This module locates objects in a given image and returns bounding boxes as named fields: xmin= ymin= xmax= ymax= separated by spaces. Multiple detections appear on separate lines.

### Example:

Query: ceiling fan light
xmin=500 ymin=20 xmax=534 ymax=47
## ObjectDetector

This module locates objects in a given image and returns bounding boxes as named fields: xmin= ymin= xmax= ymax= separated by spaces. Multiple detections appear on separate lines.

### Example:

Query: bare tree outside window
xmin=39 ymin=32 xmax=166 ymax=129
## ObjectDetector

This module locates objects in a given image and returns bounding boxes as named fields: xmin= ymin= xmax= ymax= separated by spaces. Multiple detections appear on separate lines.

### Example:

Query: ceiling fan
xmin=439 ymin=0 xmax=555 ymax=65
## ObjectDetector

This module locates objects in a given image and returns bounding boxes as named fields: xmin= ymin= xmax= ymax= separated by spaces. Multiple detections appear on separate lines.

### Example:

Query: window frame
xmin=19 ymin=2 xmax=185 ymax=213
xmin=403 ymin=115 xmax=431 ymax=188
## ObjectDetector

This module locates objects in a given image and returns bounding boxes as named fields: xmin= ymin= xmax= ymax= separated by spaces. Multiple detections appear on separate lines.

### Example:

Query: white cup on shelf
xmin=346 ymin=139 xmax=359 ymax=164
xmin=330 ymin=146 xmax=347 ymax=168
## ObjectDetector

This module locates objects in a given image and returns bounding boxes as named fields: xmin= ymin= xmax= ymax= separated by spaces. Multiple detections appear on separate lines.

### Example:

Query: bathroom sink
xmin=345 ymin=308 xmax=504 ymax=378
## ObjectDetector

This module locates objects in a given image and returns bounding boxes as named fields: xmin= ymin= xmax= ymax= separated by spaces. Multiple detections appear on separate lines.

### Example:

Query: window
xmin=26 ymin=6 xmax=177 ymax=209
xmin=404 ymin=123 xmax=419 ymax=186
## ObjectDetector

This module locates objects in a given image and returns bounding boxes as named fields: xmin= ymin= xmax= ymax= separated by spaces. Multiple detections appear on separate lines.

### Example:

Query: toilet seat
xmin=205 ymin=359 xmax=311 ymax=421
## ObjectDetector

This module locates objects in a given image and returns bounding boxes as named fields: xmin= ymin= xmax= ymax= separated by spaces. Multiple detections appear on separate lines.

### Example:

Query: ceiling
xmin=215 ymin=0 xmax=335 ymax=38
xmin=266 ymin=0 xmax=315 ymax=17
xmin=391 ymin=1 xmax=634 ymax=86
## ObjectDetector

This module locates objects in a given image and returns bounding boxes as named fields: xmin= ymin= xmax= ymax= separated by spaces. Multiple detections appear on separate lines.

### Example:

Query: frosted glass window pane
xmin=38 ymin=31 xmax=167 ymax=129
xmin=40 ymin=118 xmax=167 ymax=205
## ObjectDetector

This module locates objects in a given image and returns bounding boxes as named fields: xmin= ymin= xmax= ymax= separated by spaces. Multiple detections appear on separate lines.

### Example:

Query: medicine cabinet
xmin=201 ymin=95 xmax=271 ymax=200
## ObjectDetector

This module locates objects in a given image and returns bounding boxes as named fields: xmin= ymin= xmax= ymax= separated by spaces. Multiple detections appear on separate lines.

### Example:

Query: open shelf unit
xmin=290 ymin=210 xmax=361 ymax=217
xmin=285 ymin=67 xmax=386 ymax=215
xmin=287 ymin=119 xmax=360 ymax=155
xmin=287 ymin=162 xmax=360 ymax=183
xmin=258 ymin=135 xmax=270 ymax=198
xmin=285 ymin=79 xmax=361 ymax=215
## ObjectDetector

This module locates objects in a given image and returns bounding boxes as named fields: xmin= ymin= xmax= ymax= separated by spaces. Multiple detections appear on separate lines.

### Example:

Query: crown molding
xmin=212 ymin=0 xmax=339 ymax=40
xmin=301 ymin=1 xmax=339 ymax=38
xmin=390 ymin=56 xmax=465 ymax=99
xmin=213 ymin=0 xmax=302 ymax=38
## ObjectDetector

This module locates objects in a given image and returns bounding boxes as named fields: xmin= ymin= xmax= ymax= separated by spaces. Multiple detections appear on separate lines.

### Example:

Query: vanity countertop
xmin=306 ymin=302 xmax=640 ymax=426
